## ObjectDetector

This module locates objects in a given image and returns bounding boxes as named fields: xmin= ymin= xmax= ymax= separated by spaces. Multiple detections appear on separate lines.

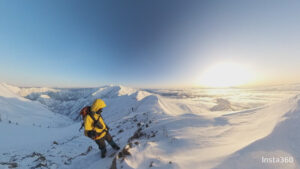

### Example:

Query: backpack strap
xmin=88 ymin=112 xmax=104 ymax=129
xmin=88 ymin=112 xmax=108 ymax=137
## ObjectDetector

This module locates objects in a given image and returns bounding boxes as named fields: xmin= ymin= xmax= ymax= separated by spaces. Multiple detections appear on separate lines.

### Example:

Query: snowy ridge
xmin=18 ymin=87 xmax=59 ymax=98
xmin=119 ymin=94 xmax=300 ymax=169
xmin=1 ymin=83 xmax=300 ymax=169
xmin=92 ymin=85 xmax=138 ymax=98
xmin=0 ymin=83 xmax=166 ymax=169
xmin=215 ymin=94 xmax=300 ymax=169
xmin=10 ymin=85 xmax=148 ymax=120
xmin=0 ymin=83 xmax=23 ymax=99
xmin=0 ymin=83 xmax=70 ymax=127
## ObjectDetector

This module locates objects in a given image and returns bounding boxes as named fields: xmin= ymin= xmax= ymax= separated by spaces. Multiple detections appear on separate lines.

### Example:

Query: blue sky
xmin=0 ymin=0 xmax=300 ymax=87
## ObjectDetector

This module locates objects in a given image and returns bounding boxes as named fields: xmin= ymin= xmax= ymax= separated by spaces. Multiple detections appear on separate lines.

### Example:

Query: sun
xmin=198 ymin=62 xmax=254 ymax=87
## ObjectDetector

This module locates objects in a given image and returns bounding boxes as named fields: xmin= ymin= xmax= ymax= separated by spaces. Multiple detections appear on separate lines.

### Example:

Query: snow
xmin=215 ymin=95 xmax=300 ymax=169
xmin=1 ymin=82 xmax=300 ymax=169
xmin=210 ymin=98 xmax=234 ymax=111
xmin=0 ymin=83 xmax=70 ymax=127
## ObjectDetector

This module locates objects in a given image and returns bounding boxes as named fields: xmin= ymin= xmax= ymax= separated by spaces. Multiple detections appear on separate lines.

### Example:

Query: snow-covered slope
xmin=0 ymin=83 xmax=70 ymax=127
xmin=1 ymin=83 xmax=300 ymax=169
xmin=100 ymin=87 xmax=300 ymax=169
xmin=0 ymin=83 xmax=161 ymax=169
xmin=69 ymin=85 xmax=300 ymax=169
xmin=17 ymin=87 xmax=97 ymax=119
xmin=215 ymin=95 xmax=300 ymax=169
xmin=15 ymin=85 xmax=141 ymax=120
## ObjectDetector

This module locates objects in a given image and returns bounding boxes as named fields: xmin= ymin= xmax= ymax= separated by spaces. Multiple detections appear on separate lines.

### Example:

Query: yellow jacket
xmin=84 ymin=112 xmax=107 ymax=140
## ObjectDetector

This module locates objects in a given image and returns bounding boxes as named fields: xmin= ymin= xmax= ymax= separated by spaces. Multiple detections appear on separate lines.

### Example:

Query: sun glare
xmin=199 ymin=62 xmax=254 ymax=88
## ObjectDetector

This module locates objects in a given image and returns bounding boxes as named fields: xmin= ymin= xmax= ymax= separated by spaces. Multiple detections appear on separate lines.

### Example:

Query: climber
xmin=79 ymin=99 xmax=120 ymax=158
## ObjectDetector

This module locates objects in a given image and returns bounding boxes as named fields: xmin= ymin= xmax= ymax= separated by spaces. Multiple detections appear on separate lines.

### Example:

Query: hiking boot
xmin=112 ymin=144 xmax=120 ymax=150
xmin=108 ymin=141 xmax=120 ymax=150
xmin=101 ymin=148 xmax=106 ymax=158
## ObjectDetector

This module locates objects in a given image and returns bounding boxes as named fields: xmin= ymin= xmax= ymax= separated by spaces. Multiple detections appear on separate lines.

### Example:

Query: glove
xmin=87 ymin=130 xmax=97 ymax=139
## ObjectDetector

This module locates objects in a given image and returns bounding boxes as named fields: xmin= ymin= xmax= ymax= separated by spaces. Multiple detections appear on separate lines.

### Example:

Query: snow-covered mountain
xmin=215 ymin=95 xmax=300 ymax=169
xmin=114 ymin=93 xmax=300 ymax=169
xmin=1 ymin=83 xmax=300 ymax=169
xmin=0 ymin=83 xmax=162 ymax=168
xmin=17 ymin=87 xmax=98 ymax=120
xmin=0 ymin=83 xmax=70 ymax=127
xmin=15 ymin=85 xmax=144 ymax=120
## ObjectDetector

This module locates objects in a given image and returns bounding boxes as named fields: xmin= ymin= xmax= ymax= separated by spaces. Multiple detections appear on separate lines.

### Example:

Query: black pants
xmin=95 ymin=132 xmax=116 ymax=150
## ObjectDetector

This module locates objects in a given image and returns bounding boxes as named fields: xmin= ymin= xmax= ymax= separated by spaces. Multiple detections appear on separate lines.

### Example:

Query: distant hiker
xmin=79 ymin=99 xmax=120 ymax=158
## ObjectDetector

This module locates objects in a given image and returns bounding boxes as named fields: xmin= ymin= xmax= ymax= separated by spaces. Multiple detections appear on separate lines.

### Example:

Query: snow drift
xmin=214 ymin=95 xmax=300 ymax=169
xmin=120 ymin=94 xmax=300 ymax=169
xmin=1 ymin=83 xmax=300 ymax=169
xmin=0 ymin=83 xmax=70 ymax=127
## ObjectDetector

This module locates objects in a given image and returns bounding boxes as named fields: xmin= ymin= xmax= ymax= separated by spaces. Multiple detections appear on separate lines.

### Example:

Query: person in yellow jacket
xmin=82 ymin=99 xmax=120 ymax=158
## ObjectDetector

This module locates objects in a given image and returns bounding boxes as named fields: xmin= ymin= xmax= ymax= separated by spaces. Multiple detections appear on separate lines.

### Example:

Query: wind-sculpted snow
xmin=1 ymin=83 xmax=300 ymax=169
xmin=214 ymin=95 xmax=300 ymax=169
xmin=16 ymin=87 xmax=98 ymax=119
xmin=0 ymin=83 xmax=70 ymax=127
xmin=210 ymin=98 xmax=234 ymax=111
xmin=92 ymin=85 xmax=137 ymax=98
xmin=0 ymin=83 xmax=165 ymax=169
xmin=4 ymin=83 xmax=299 ymax=121
xmin=119 ymin=95 xmax=300 ymax=169
xmin=14 ymin=85 xmax=147 ymax=120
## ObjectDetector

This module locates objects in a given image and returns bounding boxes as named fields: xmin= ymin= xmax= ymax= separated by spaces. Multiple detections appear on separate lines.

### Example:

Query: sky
xmin=0 ymin=0 xmax=300 ymax=88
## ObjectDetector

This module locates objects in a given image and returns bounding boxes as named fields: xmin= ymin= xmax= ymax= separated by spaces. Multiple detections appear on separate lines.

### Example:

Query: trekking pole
xmin=79 ymin=123 xmax=84 ymax=131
